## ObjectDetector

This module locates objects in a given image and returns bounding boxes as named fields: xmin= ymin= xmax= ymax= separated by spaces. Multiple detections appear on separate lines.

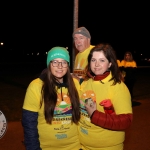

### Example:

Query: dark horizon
xmin=0 ymin=1 xmax=149 ymax=67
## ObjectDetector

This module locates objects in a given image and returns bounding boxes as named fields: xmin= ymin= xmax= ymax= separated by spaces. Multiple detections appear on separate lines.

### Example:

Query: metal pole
xmin=72 ymin=0 xmax=78 ymax=72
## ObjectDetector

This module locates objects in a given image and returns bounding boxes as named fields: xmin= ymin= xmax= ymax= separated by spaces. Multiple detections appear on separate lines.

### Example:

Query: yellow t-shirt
xmin=117 ymin=60 xmax=121 ymax=67
xmin=78 ymin=73 xmax=132 ymax=150
xmin=120 ymin=60 xmax=137 ymax=68
xmin=23 ymin=78 xmax=81 ymax=150
xmin=73 ymin=45 xmax=95 ymax=78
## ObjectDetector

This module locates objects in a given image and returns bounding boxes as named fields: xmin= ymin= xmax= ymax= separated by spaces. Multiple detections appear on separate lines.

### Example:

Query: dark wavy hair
xmin=85 ymin=43 xmax=122 ymax=85
xmin=40 ymin=66 xmax=80 ymax=124
xmin=124 ymin=51 xmax=134 ymax=62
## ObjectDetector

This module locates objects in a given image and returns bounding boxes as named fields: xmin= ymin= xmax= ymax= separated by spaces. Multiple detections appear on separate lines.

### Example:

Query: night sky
xmin=0 ymin=1 xmax=149 ymax=63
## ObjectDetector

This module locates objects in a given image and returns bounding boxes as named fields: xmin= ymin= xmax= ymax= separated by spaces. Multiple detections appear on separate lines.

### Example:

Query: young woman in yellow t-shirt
xmin=79 ymin=43 xmax=133 ymax=150
xmin=22 ymin=47 xmax=81 ymax=150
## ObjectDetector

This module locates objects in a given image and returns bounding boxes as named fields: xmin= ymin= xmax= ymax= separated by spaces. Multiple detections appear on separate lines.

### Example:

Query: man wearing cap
xmin=72 ymin=27 xmax=95 ymax=79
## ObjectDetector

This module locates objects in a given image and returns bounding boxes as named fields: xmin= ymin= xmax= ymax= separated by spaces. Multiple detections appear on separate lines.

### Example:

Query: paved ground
xmin=1 ymin=99 xmax=150 ymax=150
xmin=0 ymin=64 xmax=150 ymax=150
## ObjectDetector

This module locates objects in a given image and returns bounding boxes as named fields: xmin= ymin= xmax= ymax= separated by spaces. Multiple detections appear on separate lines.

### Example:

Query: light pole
xmin=72 ymin=0 xmax=79 ymax=72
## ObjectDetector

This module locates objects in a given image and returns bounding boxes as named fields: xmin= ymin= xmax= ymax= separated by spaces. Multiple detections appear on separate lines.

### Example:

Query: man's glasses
xmin=51 ymin=60 xmax=68 ymax=68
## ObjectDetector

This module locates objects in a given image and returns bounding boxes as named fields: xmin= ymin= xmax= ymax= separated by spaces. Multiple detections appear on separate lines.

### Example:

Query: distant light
xmin=37 ymin=53 xmax=39 ymax=55
xmin=46 ymin=52 xmax=48 ymax=54
xmin=141 ymin=54 xmax=143 ymax=55
xmin=0 ymin=42 xmax=4 ymax=46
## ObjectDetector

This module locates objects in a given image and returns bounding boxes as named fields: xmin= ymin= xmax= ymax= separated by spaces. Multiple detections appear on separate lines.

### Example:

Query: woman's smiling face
xmin=90 ymin=51 xmax=111 ymax=75
xmin=50 ymin=58 xmax=68 ymax=83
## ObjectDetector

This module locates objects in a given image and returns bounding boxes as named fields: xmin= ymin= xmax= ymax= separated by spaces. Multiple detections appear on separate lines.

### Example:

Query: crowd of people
xmin=22 ymin=26 xmax=135 ymax=150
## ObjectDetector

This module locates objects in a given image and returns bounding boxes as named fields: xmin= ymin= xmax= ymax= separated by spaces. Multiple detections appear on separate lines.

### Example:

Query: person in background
xmin=22 ymin=47 xmax=81 ymax=150
xmin=120 ymin=51 xmax=137 ymax=99
xmin=78 ymin=43 xmax=133 ymax=150
xmin=117 ymin=59 xmax=121 ymax=67
xmin=117 ymin=58 xmax=125 ymax=82
xmin=40 ymin=27 xmax=94 ymax=82
xmin=72 ymin=26 xmax=95 ymax=79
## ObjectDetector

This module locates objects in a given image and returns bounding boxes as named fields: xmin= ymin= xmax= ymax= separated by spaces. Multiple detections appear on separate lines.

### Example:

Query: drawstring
xmin=60 ymin=87 xmax=64 ymax=101
xmin=55 ymin=80 xmax=68 ymax=101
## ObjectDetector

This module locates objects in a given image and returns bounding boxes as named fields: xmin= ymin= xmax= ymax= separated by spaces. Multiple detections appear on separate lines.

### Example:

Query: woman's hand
xmin=85 ymin=101 xmax=97 ymax=117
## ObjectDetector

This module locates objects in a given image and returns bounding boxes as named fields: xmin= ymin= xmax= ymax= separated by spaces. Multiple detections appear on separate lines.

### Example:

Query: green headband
xmin=47 ymin=47 xmax=70 ymax=66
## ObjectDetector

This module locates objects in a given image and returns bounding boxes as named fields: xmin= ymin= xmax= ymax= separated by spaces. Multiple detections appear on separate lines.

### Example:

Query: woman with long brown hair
xmin=22 ymin=47 xmax=81 ymax=150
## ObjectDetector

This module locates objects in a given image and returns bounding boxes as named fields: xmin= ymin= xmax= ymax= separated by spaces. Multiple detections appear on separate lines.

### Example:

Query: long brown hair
xmin=85 ymin=43 xmax=122 ymax=85
xmin=41 ymin=66 xmax=80 ymax=124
